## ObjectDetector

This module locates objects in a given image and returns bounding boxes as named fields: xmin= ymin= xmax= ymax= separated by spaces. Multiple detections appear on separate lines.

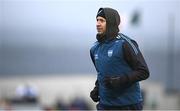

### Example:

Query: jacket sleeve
xmin=123 ymin=40 xmax=150 ymax=84
xmin=90 ymin=50 xmax=99 ymax=100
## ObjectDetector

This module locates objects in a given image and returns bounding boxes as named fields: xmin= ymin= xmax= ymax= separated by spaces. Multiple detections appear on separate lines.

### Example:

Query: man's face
xmin=96 ymin=16 xmax=106 ymax=35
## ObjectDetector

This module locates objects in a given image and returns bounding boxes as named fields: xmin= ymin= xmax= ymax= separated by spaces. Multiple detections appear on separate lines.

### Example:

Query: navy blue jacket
xmin=90 ymin=33 xmax=149 ymax=106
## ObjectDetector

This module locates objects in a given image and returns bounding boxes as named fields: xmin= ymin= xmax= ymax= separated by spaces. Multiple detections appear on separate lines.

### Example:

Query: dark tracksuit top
xmin=90 ymin=33 xmax=149 ymax=106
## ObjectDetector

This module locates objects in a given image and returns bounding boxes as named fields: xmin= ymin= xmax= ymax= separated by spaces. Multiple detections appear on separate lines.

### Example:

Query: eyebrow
xmin=97 ymin=18 xmax=106 ymax=21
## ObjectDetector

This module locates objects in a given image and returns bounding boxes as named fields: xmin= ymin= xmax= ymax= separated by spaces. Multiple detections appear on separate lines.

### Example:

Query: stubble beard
xmin=97 ymin=31 xmax=105 ymax=36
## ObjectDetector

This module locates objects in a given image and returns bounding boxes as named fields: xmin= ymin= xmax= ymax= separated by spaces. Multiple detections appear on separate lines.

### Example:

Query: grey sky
xmin=1 ymin=0 xmax=179 ymax=51
xmin=0 ymin=0 xmax=180 ymax=89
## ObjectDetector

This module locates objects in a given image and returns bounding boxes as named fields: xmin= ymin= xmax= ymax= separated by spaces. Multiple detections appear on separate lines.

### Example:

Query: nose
xmin=96 ymin=20 xmax=100 ymax=27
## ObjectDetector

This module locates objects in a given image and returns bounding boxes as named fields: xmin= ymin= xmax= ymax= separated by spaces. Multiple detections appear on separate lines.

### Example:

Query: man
xmin=90 ymin=7 xmax=149 ymax=110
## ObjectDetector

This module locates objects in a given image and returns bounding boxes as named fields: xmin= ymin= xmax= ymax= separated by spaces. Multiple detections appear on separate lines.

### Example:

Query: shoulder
xmin=119 ymin=33 xmax=138 ymax=47
xmin=90 ymin=41 xmax=99 ymax=53
xmin=119 ymin=33 xmax=139 ymax=55
xmin=91 ymin=41 xmax=99 ymax=49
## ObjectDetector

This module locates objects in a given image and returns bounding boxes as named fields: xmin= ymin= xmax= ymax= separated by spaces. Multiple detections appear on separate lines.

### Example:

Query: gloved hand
xmin=90 ymin=86 xmax=100 ymax=102
xmin=104 ymin=75 xmax=130 ymax=89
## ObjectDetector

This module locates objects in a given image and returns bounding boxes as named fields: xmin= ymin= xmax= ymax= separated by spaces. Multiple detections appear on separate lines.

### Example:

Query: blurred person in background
xmin=90 ymin=7 xmax=149 ymax=110
xmin=15 ymin=83 xmax=38 ymax=103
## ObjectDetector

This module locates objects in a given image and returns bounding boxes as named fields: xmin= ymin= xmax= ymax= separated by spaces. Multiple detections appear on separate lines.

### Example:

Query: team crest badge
xmin=108 ymin=50 xmax=113 ymax=57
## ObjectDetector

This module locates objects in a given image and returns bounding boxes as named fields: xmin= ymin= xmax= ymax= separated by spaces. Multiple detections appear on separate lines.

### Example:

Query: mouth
xmin=97 ymin=28 xmax=102 ymax=32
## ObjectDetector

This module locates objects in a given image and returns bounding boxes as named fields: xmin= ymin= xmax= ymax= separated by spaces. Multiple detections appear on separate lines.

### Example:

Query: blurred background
xmin=0 ymin=0 xmax=180 ymax=110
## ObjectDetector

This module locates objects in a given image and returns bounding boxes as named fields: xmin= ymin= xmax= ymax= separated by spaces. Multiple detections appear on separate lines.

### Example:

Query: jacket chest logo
xmin=94 ymin=54 xmax=98 ymax=60
xmin=108 ymin=49 xmax=113 ymax=57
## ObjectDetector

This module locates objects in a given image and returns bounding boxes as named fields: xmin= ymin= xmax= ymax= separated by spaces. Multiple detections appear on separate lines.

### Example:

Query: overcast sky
xmin=0 ymin=0 xmax=180 ymax=84
xmin=1 ymin=0 xmax=179 ymax=51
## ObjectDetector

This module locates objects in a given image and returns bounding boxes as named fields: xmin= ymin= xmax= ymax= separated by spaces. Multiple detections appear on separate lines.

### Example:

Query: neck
xmin=96 ymin=33 xmax=106 ymax=42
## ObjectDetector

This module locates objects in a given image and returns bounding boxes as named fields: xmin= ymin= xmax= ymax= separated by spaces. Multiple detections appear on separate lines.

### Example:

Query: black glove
xmin=104 ymin=75 xmax=130 ymax=89
xmin=90 ymin=86 xmax=99 ymax=102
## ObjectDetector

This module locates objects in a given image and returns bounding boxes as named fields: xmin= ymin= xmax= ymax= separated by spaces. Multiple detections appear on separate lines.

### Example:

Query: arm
xmin=90 ymin=50 xmax=100 ymax=102
xmin=123 ymin=40 xmax=149 ymax=83
xmin=104 ymin=40 xmax=150 ymax=89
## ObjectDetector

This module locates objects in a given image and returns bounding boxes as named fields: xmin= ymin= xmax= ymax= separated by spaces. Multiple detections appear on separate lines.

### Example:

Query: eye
xmin=100 ymin=19 xmax=104 ymax=22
